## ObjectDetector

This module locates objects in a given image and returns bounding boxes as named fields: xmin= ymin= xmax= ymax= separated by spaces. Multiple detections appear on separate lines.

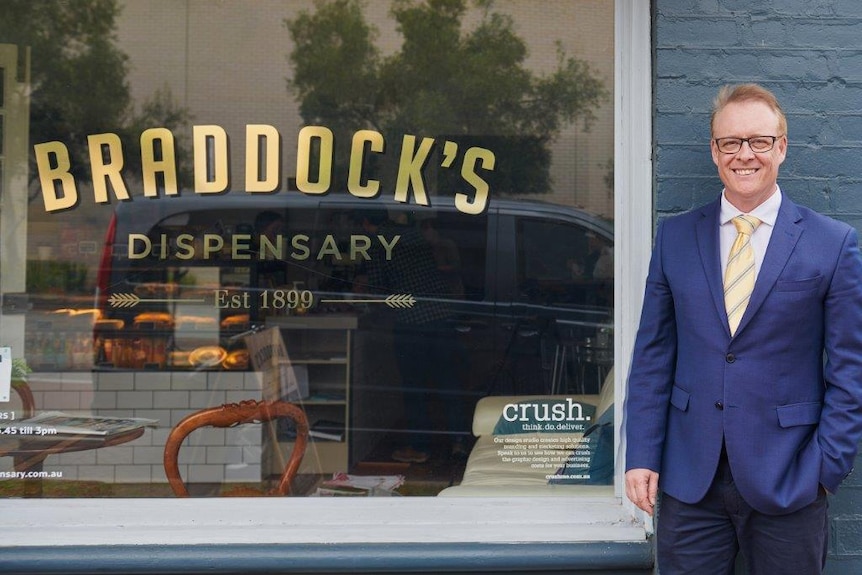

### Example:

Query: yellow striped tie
xmin=724 ymin=215 xmax=761 ymax=336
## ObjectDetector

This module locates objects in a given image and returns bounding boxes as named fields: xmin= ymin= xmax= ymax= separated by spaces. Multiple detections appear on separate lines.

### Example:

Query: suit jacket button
xmin=715 ymin=401 xmax=724 ymax=410
xmin=726 ymin=353 xmax=736 ymax=363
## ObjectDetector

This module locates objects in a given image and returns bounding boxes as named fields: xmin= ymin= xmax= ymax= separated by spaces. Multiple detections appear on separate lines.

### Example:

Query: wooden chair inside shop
xmin=163 ymin=399 xmax=309 ymax=497
xmin=12 ymin=380 xmax=35 ymax=419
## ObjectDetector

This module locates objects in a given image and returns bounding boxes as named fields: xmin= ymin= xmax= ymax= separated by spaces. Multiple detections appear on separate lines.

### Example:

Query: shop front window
xmin=0 ymin=0 xmax=614 ymax=499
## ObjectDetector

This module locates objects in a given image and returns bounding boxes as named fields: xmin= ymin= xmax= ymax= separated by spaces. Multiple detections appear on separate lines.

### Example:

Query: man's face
xmin=710 ymin=100 xmax=787 ymax=212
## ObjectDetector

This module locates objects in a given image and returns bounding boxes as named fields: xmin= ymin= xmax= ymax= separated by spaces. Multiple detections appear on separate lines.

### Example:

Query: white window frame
xmin=1 ymin=0 xmax=652 ymax=548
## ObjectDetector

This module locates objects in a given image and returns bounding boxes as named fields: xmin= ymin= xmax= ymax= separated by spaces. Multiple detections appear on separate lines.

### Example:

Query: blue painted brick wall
xmin=653 ymin=1 xmax=862 ymax=572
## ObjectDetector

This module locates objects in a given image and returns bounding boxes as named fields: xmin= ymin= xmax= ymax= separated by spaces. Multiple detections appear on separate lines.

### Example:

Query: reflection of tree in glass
xmin=286 ymin=0 xmax=608 ymax=195
xmin=0 ymin=0 xmax=193 ymax=197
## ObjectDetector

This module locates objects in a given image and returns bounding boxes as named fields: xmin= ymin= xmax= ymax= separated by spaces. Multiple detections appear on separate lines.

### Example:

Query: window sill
xmin=0 ymin=496 xmax=651 ymax=573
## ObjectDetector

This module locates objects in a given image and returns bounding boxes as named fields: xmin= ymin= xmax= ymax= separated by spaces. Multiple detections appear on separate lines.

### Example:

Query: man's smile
xmin=733 ymin=168 xmax=758 ymax=176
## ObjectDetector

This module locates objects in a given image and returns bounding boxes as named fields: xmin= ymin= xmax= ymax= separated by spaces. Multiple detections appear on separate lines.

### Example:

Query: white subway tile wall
xmin=10 ymin=371 xmax=265 ymax=484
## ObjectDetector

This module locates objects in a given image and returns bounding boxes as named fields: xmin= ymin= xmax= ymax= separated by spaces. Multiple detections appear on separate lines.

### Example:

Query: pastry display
xmin=133 ymin=311 xmax=174 ymax=328
xmin=175 ymin=315 xmax=217 ymax=330
xmin=169 ymin=351 xmax=192 ymax=367
xmin=222 ymin=349 xmax=250 ymax=370
xmin=94 ymin=318 xmax=125 ymax=330
xmin=189 ymin=345 xmax=228 ymax=368
xmin=52 ymin=308 xmax=103 ymax=318
xmin=220 ymin=314 xmax=250 ymax=329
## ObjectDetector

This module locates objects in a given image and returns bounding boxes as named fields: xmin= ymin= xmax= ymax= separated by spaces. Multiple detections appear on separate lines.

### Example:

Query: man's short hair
xmin=710 ymin=83 xmax=788 ymax=137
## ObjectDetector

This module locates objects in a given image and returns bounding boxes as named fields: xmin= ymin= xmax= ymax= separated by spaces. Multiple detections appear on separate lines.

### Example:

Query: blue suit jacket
xmin=625 ymin=196 xmax=862 ymax=515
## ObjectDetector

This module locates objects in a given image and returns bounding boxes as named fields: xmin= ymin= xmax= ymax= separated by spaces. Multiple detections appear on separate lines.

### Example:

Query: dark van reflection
xmin=95 ymin=192 xmax=613 ymax=467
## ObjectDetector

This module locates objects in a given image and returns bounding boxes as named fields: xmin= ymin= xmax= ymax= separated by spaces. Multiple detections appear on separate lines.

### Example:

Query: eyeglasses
xmin=714 ymin=136 xmax=781 ymax=154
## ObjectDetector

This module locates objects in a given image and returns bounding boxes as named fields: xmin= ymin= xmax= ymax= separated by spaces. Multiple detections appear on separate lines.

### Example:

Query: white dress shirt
xmin=719 ymin=187 xmax=782 ymax=281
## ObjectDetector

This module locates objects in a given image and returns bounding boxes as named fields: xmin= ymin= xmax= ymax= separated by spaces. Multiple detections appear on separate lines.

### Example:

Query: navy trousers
xmin=656 ymin=448 xmax=829 ymax=575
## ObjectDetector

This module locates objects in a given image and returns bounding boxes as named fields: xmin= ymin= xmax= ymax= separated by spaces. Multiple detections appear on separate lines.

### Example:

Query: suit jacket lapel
xmin=735 ymin=198 xmax=803 ymax=335
xmin=695 ymin=200 xmax=730 ymax=336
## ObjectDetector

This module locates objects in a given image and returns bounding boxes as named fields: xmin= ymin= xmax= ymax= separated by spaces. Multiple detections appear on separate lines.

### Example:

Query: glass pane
xmin=1 ymin=0 xmax=614 ymax=498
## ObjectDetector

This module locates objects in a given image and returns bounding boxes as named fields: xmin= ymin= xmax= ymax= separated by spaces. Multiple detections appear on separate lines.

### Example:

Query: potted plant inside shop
xmin=10 ymin=356 xmax=34 ymax=418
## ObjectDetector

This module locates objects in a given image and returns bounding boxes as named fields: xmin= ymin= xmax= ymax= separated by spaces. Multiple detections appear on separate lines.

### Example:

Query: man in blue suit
xmin=625 ymin=83 xmax=862 ymax=574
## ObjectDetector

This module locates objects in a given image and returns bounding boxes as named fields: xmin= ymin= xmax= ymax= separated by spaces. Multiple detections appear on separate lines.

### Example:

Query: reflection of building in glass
xmin=114 ymin=1 xmax=614 ymax=216
xmin=0 ymin=44 xmax=30 ymax=355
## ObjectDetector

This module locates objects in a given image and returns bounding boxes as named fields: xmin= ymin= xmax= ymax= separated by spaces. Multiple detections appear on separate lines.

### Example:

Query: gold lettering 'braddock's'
xmin=34 ymin=125 xmax=494 ymax=216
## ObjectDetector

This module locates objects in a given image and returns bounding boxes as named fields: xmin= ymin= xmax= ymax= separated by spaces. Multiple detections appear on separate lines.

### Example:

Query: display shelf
xmin=90 ymin=323 xmax=252 ymax=371
xmin=266 ymin=315 xmax=357 ymax=474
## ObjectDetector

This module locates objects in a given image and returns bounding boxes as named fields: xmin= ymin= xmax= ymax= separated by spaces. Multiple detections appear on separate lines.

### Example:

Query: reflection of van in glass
xmin=95 ymin=192 xmax=613 ymax=464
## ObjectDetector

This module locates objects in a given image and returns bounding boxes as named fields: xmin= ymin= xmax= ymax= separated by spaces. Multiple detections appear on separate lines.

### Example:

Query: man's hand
xmin=625 ymin=468 xmax=659 ymax=516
